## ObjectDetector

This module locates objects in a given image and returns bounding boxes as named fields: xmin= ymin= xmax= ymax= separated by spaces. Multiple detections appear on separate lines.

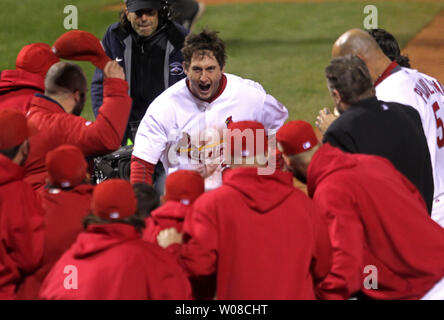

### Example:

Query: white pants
xmin=421 ymin=276 xmax=444 ymax=300
xmin=432 ymin=194 xmax=444 ymax=228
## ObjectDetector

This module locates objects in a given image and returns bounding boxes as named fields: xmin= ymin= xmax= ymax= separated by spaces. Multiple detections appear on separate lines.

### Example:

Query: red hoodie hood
xmin=150 ymin=201 xmax=189 ymax=221
xmin=0 ymin=70 xmax=45 ymax=94
xmin=307 ymin=144 xmax=357 ymax=198
xmin=0 ymin=154 xmax=24 ymax=185
xmin=72 ymin=224 xmax=140 ymax=259
xmin=222 ymin=167 xmax=295 ymax=213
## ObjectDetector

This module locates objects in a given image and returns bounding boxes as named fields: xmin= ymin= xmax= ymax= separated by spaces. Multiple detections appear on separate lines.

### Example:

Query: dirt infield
xmin=403 ymin=9 xmax=444 ymax=83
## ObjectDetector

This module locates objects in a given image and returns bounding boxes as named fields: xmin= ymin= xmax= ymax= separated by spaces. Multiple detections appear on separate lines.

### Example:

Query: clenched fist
xmin=103 ymin=60 xmax=125 ymax=80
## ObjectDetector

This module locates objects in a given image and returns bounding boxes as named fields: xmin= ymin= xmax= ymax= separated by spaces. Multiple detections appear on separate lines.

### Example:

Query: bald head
xmin=45 ymin=61 xmax=87 ymax=97
xmin=332 ymin=29 xmax=383 ymax=58
xmin=332 ymin=29 xmax=392 ymax=82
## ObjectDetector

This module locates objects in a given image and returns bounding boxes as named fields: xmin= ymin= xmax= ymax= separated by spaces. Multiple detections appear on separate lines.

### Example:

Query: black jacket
xmin=324 ymin=96 xmax=434 ymax=213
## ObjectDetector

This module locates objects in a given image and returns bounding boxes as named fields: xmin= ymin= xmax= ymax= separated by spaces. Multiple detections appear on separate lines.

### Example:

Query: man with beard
xmin=0 ymin=109 xmax=44 ymax=299
xmin=24 ymin=61 xmax=132 ymax=191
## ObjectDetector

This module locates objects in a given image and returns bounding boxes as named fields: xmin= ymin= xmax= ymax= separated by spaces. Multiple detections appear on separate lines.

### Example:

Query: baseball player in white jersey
xmin=327 ymin=29 xmax=444 ymax=227
xmin=130 ymin=29 xmax=288 ymax=190
xmin=375 ymin=64 xmax=444 ymax=226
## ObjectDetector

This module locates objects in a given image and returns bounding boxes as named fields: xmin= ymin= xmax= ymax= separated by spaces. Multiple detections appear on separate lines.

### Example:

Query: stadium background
xmin=0 ymin=0 xmax=443 ymax=124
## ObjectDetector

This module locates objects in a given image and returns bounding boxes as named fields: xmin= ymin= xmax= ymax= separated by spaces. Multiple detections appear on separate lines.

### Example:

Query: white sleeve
xmin=132 ymin=103 xmax=170 ymax=164
xmin=261 ymin=93 xmax=289 ymax=132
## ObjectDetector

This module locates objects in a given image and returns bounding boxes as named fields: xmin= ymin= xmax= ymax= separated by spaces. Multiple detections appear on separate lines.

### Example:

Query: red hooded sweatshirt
xmin=0 ymin=70 xmax=45 ymax=114
xmin=308 ymin=144 xmax=444 ymax=300
xmin=0 ymin=154 xmax=44 ymax=299
xmin=15 ymin=184 xmax=93 ymax=299
xmin=180 ymin=167 xmax=332 ymax=300
xmin=39 ymin=223 xmax=192 ymax=300
xmin=143 ymin=201 xmax=192 ymax=255
xmin=24 ymin=78 xmax=132 ymax=191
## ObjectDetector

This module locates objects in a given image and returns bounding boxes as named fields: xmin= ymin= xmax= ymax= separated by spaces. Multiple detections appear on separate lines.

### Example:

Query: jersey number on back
xmin=432 ymin=101 xmax=444 ymax=148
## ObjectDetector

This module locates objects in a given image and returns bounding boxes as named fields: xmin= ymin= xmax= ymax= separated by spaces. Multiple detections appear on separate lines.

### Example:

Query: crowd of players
xmin=1 ymin=0 xmax=444 ymax=300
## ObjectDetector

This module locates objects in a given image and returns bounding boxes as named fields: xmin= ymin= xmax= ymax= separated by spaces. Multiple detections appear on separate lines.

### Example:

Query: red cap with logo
xmin=15 ymin=43 xmax=60 ymax=78
xmin=45 ymin=145 xmax=88 ymax=188
xmin=164 ymin=170 xmax=205 ymax=205
xmin=276 ymin=120 xmax=319 ymax=155
xmin=92 ymin=179 xmax=137 ymax=220
xmin=0 ymin=109 xmax=38 ymax=150
xmin=52 ymin=30 xmax=112 ymax=70
xmin=227 ymin=121 xmax=268 ymax=158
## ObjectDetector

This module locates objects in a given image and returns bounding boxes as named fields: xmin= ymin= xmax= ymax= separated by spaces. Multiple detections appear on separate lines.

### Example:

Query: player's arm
xmin=131 ymin=99 xmax=170 ymax=185
xmin=180 ymin=197 xmax=218 ymax=277
xmin=309 ymin=202 xmax=333 ymax=284
xmin=261 ymin=94 xmax=289 ymax=131
xmin=62 ymin=61 xmax=132 ymax=155
xmin=314 ymin=184 xmax=365 ymax=300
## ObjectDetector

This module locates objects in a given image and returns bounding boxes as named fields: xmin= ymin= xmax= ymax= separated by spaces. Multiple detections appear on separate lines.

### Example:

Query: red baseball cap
xmin=52 ymin=30 xmax=112 ymax=70
xmin=92 ymin=179 xmax=137 ymax=220
xmin=15 ymin=43 xmax=60 ymax=78
xmin=164 ymin=170 xmax=205 ymax=205
xmin=226 ymin=121 xmax=268 ymax=158
xmin=45 ymin=145 xmax=88 ymax=188
xmin=0 ymin=108 xmax=38 ymax=150
xmin=276 ymin=120 xmax=319 ymax=155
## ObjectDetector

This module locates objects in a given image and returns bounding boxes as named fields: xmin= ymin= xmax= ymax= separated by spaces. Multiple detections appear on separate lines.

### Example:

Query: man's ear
xmin=332 ymin=88 xmax=342 ymax=106
xmin=182 ymin=62 xmax=189 ymax=77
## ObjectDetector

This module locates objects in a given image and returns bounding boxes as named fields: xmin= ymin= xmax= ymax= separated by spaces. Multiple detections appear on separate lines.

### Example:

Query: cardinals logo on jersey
xmin=225 ymin=116 xmax=233 ymax=127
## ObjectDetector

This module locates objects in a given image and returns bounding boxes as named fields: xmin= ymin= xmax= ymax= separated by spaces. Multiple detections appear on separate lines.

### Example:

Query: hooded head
xmin=276 ymin=120 xmax=320 ymax=184
xmin=45 ymin=145 xmax=88 ymax=188
xmin=15 ymin=43 xmax=60 ymax=78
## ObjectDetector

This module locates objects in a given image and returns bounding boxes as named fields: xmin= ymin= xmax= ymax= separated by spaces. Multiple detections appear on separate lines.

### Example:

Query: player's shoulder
xmin=225 ymin=73 xmax=266 ymax=93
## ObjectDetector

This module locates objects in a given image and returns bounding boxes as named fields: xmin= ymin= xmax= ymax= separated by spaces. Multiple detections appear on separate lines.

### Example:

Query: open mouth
xmin=199 ymin=84 xmax=211 ymax=92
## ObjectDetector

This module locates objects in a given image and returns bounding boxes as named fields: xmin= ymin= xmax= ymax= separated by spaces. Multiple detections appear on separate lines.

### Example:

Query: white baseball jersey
xmin=133 ymin=73 xmax=288 ymax=190
xmin=376 ymin=66 xmax=444 ymax=225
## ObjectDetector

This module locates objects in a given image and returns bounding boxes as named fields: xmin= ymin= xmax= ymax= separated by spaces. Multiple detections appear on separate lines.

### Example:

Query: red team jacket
xmin=39 ymin=223 xmax=192 ymax=300
xmin=180 ymin=167 xmax=332 ymax=300
xmin=0 ymin=70 xmax=45 ymax=114
xmin=24 ymin=78 xmax=132 ymax=190
xmin=0 ymin=155 xmax=44 ymax=299
xmin=309 ymin=144 xmax=444 ymax=300
xmin=143 ymin=201 xmax=192 ymax=255
xmin=15 ymin=184 xmax=93 ymax=299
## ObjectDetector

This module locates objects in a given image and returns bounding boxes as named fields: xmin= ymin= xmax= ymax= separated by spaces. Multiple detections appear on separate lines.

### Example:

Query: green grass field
xmin=1 ymin=0 xmax=443 ymax=123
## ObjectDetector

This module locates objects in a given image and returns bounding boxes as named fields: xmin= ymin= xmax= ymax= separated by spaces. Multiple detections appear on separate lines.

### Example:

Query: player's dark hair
xmin=0 ymin=144 xmax=21 ymax=160
xmin=367 ymin=28 xmax=411 ymax=68
xmin=133 ymin=183 xmax=160 ymax=218
xmin=182 ymin=28 xmax=227 ymax=69
xmin=325 ymin=55 xmax=374 ymax=105
xmin=82 ymin=211 xmax=146 ymax=233
xmin=45 ymin=62 xmax=87 ymax=96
